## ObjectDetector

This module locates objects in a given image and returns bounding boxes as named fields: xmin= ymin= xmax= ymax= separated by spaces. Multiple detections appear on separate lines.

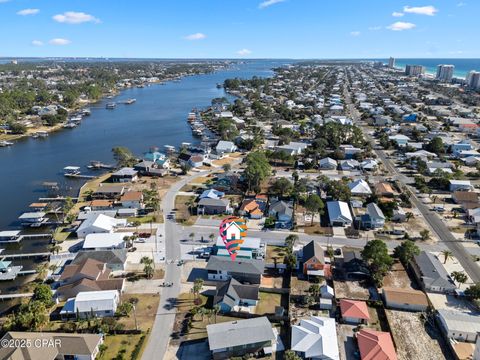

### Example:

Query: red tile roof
xmin=357 ymin=329 xmax=397 ymax=360
xmin=340 ymin=299 xmax=370 ymax=320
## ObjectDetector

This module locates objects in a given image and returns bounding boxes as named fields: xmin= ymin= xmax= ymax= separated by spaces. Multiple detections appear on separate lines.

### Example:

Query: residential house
xmin=89 ymin=200 xmax=113 ymax=211
xmin=361 ymin=203 xmax=386 ymax=229
xmin=207 ymin=317 xmax=275 ymax=360
xmin=206 ymin=256 xmax=265 ymax=284
xmin=110 ymin=167 xmax=138 ymax=183
xmin=319 ymin=157 xmax=338 ymax=170
xmin=375 ymin=182 xmax=396 ymax=198
xmin=437 ymin=309 xmax=480 ymax=343
xmin=382 ymin=287 xmax=429 ymax=312
xmin=134 ymin=160 xmax=169 ymax=175
xmin=216 ymin=140 xmax=237 ymax=154
xmin=411 ymin=251 xmax=456 ymax=293
xmin=452 ymin=191 xmax=479 ymax=210
xmin=73 ymin=249 xmax=127 ymax=272
xmin=275 ymin=141 xmax=309 ymax=156
xmin=449 ymin=180 xmax=473 ymax=192
xmin=360 ymin=159 xmax=378 ymax=171
xmin=92 ymin=185 xmax=125 ymax=200
xmin=239 ymin=198 xmax=264 ymax=219
xmin=215 ymin=237 xmax=264 ymax=260
xmin=342 ymin=249 xmax=370 ymax=280
xmin=213 ymin=278 xmax=259 ymax=313
xmin=339 ymin=299 xmax=370 ymax=324
xmin=0 ymin=332 xmax=104 ymax=360
xmin=356 ymin=329 xmax=398 ymax=360
xmin=120 ymin=191 xmax=144 ymax=209
xmin=197 ymin=198 xmax=231 ymax=215
xmin=301 ymin=241 xmax=331 ymax=278
xmin=291 ymin=316 xmax=340 ymax=360
xmin=348 ymin=179 xmax=372 ymax=196
xmin=327 ymin=201 xmax=353 ymax=227
xmin=82 ymin=233 xmax=132 ymax=251
xmin=76 ymin=213 xmax=126 ymax=238
xmin=56 ymin=258 xmax=124 ymax=300
xmin=200 ymin=189 xmax=225 ymax=200
xmin=339 ymin=159 xmax=360 ymax=171
xmin=268 ymin=200 xmax=294 ymax=229
xmin=60 ymin=290 xmax=119 ymax=319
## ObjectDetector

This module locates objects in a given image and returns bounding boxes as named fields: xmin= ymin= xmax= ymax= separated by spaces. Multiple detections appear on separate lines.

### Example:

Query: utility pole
xmin=133 ymin=304 xmax=138 ymax=331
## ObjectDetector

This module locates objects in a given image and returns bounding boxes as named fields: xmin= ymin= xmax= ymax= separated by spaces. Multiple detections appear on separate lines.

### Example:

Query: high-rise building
xmin=388 ymin=57 xmax=395 ymax=68
xmin=405 ymin=65 xmax=425 ymax=76
xmin=467 ymin=71 xmax=480 ymax=90
xmin=373 ymin=61 xmax=383 ymax=69
xmin=436 ymin=64 xmax=455 ymax=82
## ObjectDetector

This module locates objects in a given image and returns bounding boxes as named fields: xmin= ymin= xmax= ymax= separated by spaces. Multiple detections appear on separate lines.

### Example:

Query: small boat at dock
xmin=87 ymin=160 xmax=115 ymax=170
xmin=63 ymin=123 xmax=77 ymax=129
xmin=63 ymin=166 xmax=81 ymax=176
xmin=0 ymin=141 xmax=13 ymax=147
xmin=32 ymin=131 xmax=49 ymax=138
xmin=81 ymin=108 xmax=91 ymax=116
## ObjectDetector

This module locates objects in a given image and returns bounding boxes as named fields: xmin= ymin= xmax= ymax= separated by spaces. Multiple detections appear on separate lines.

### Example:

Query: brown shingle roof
xmin=120 ymin=191 xmax=143 ymax=202
xmin=382 ymin=287 xmax=429 ymax=307
xmin=59 ymin=258 xmax=106 ymax=281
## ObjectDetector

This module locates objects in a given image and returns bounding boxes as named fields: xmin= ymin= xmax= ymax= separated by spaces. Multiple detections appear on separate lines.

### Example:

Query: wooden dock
xmin=38 ymin=197 xmax=78 ymax=202
xmin=0 ymin=293 xmax=34 ymax=301
xmin=64 ymin=173 xmax=96 ymax=179
xmin=2 ymin=252 xmax=50 ymax=259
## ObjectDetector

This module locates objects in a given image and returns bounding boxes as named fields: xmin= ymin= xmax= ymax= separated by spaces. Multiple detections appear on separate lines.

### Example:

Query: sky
xmin=0 ymin=0 xmax=478 ymax=59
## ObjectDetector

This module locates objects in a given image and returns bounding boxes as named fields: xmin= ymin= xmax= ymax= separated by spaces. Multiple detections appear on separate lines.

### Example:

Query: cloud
xmin=392 ymin=12 xmax=404 ymax=17
xmin=457 ymin=2 xmax=466 ymax=6
xmin=350 ymin=31 xmax=361 ymax=37
xmin=0 ymin=0 xmax=11 ymax=3
xmin=237 ymin=49 xmax=252 ymax=56
xmin=31 ymin=40 xmax=44 ymax=46
xmin=259 ymin=0 xmax=285 ymax=9
xmin=17 ymin=8 xmax=40 ymax=16
xmin=387 ymin=21 xmax=416 ymax=31
xmin=184 ymin=33 xmax=207 ymax=41
xmin=368 ymin=26 xmax=382 ymax=31
xmin=49 ymin=38 xmax=71 ymax=46
xmin=53 ymin=11 xmax=100 ymax=24
xmin=403 ymin=5 xmax=438 ymax=16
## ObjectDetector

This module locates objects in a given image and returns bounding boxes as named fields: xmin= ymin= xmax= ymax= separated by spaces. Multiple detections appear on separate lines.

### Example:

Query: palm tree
xmin=441 ymin=250 xmax=453 ymax=264
xmin=451 ymin=271 xmax=468 ymax=287
xmin=419 ymin=229 xmax=430 ymax=241
xmin=405 ymin=212 xmax=414 ymax=222
xmin=212 ymin=305 xmax=220 ymax=323
xmin=48 ymin=244 xmax=62 ymax=255
xmin=35 ymin=263 xmax=49 ymax=281
xmin=140 ymin=256 xmax=154 ymax=278
xmin=193 ymin=278 xmax=204 ymax=301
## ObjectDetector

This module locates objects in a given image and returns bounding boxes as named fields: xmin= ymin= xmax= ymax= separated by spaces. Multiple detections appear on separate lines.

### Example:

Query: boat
xmin=62 ymin=123 xmax=77 ymax=129
xmin=81 ymin=108 xmax=91 ymax=116
xmin=164 ymin=145 xmax=175 ymax=153
xmin=33 ymin=131 xmax=49 ymax=138
xmin=125 ymin=98 xmax=136 ymax=104
xmin=106 ymin=102 xmax=116 ymax=109
xmin=187 ymin=112 xmax=196 ymax=122
xmin=63 ymin=166 xmax=81 ymax=176
xmin=0 ymin=141 xmax=13 ymax=147
xmin=136 ymin=84 xmax=145 ymax=88
xmin=216 ymin=83 xmax=223 ymax=89
xmin=87 ymin=160 xmax=115 ymax=170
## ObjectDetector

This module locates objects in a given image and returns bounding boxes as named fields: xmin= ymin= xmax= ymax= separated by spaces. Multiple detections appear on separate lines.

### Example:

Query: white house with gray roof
xmin=327 ymin=201 xmax=353 ymax=227
xmin=411 ymin=251 xmax=456 ymax=293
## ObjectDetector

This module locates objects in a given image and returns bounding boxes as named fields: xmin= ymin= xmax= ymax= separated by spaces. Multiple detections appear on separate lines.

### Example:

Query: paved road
xmin=142 ymin=169 xmax=214 ymax=360
xmin=343 ymin=74 xmax=480 ymax=283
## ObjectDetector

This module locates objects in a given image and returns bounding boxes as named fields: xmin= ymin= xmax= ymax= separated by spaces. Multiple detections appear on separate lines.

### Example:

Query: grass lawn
xmin=118 ymin=294 xmax=160 ymax=331
xmin=174 ymin=195 xmax=196 ymax=224
xmin=52 ymin=226 xmax=71 ymax=242
xmin=100 ymin=334 xmax=146 ymax=360
xmin=127 ymin=215 xmax=157 ymax=224
xmin=254 ymin=292 xmax=282 ymax=315
xmin=266 ymin=245 xmax=286 ymax=264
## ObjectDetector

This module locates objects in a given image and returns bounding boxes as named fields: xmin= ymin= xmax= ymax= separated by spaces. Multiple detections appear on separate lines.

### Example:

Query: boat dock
xmin=64 ymin=173 xmax=96 ymax=179
xmin=0 ymin=293 xmax=34 ymax=301
xmin=38 ymin=197 xmax=78 ymax=202
xmin=2 ymin=252 xmax=50 ymax=259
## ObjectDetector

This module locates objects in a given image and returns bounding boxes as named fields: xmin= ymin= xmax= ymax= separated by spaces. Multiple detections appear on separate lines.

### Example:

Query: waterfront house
xmin=18 ymin=212 xmax=47 ymax=227
xmin=0 ymin=332 xmax=104 ymax=360
xmin=89 ymin=200 xmax=114 ymax=211
xmin=60 ymin=290 xmax=119 ymax=319
xmin=411 ymin=251 xmax=456 ymax=293
xmin=206 ymin=256 xmax=265 ymax=284
xmin=197 ymin=198 xmax=231 ymax=215
xmin=76 ymin=213 xmax=127 ymax=238
xmin=207 ymin=317 xmax=275 ymax=360
xmin=134 ymin=160 xmax=168 ymax=175
xmin=213 ymin=278 xmax=259 ymax=313
xmin=382 ymin=287 xmax=429 ymax=312
xmin=216 ymin=140 xmax=237 ymax=154
xmin=339 ymin=299 xmax=370 ymax=324
xmin=356 ymin=329 xmax=398 ymax=360
xmin=56 ymin=258 xmax=124 ymax=300
xmin=110 ymin=167 xmax=138 ymax=183
xmin=120 ymin=191 xmax=144 ymax=209
xmin=82 ymin=233 xmax=131 ymax=251
xmin=327 ymin=201 xmax=353 ymax=227
xmin=291 ymin=316 xmax=340 ymax=360
xmin=92 ymin=185 xmax=125 ymax=200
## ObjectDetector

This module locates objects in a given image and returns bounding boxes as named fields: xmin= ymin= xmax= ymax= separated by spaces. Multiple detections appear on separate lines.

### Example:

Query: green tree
xmin=33 ymin=283 xmax=53 ymax=305
xmin=269 ymin=178 xmax=294 ymax=197
xmin=285 ymin=350 xmax=302 ymax=360
xmin=325 ymin=180 xmax=351 ymax=202
xmin=420 ymin=229 xmax=431 ymax=241
xmin=361 ymin=239 xmax=393 ymax=286
xmin=393 ymin=240 xmax=420 ymax=266
xmin=222 ymin=163 xmax=231 ymax=173
xmin=465 ymin=283 xmax=480 ymax=300
xmin=451 ymin=271 xmax=468 ymax=287
xmin=425 ymin=136 xmax=445 ymax=155
xmin=116 ymin=301 xmax=134 ymax=317
xmin=304 ymin=194 xmax=325 ymax=226
xmin=193 ymin=278 xmax=204 ymax=302
xmin=140 ymin=256 xmax=154 ymax=278
xmin=441 ymin=250 xmax=453 ymax=264
xmin=112 ymin=146 xmax=136 ymax=167
xmin=244 ymin=151 xmax=271 ymax=193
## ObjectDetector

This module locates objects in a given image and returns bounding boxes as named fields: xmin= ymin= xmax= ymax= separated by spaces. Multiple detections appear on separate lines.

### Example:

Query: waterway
xmin=0 ymin=60 xmax=288 ymax=311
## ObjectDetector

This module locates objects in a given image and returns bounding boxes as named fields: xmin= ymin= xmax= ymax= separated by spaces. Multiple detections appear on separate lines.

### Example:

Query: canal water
xmin=0 ymin=60 xmax=288 ymax=311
